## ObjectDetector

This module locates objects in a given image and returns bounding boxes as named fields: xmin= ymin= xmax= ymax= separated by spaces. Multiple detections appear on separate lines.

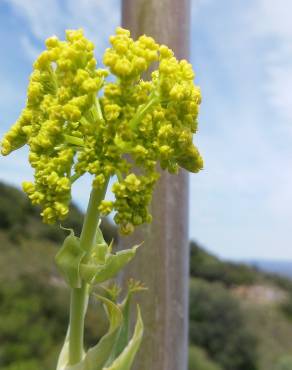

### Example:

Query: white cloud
xmin=5 ymin=0 xmax=121 ymax=60
xmin=246 ymin=0 xmax=292 ymax=122
xmin=0 ymin=72 xmax=26 ymax=128
xmin=265 ymin=62 xmax=292 ymax=122
xmin=248 ymin=0 xmax=292 ymax=40
xmin=191 ymin=0 xmax=212 ymax=16
xmin=6 ymin=0 xmax=63 ymax=39
xmin=20 ymin=35 xmax=41 ymax=61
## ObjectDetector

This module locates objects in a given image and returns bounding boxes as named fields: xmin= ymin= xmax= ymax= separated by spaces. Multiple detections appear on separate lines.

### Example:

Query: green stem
xmin=70 ymin=172 xmax=83 ymax=184
xmin=96 ymin=98 xmax=105 ymax=123
xmin=129 ymin=96 xmax=159 ymax=131
xmin=64 ymin=134 xmax=85 ymax=147
xmin=68 ymin=283 xmax=89 ymax=365
xmin=68 ymin=179 xmax=109 ymax=365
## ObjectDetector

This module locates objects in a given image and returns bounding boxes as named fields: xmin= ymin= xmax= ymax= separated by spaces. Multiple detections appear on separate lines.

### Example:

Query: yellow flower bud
xmin=114 ymin=59 xmax=132 ymax=77
xmin=98 ymin=200 xmax=114 ymax=215
xmin=22 ymin=181 xmax=35 ymax=194
xmin=120 ymin=222 xmax=134 ymax=235
xmin=116 ymin=27 xmax=130 ymax=37
xmin=45 ymin=35 xmax=59 ymax=49
xmin=93 ymin=174 xmax=106 ymax=188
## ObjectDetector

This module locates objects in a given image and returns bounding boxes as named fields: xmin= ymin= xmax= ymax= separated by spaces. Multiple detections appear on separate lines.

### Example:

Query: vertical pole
xmin=121 ymin=1 xmax=191 ymax=370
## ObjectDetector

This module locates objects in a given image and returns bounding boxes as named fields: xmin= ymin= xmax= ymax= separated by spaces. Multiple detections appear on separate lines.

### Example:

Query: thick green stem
xmin=68 ymin=180 xmax=109 ymax=365
xmin=68 ymin=282 xmax=89 ymax=364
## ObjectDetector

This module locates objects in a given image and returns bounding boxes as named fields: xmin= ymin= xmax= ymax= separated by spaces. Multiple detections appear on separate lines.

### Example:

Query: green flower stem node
xmin=80 ymin=244 xmax=140 ymax=285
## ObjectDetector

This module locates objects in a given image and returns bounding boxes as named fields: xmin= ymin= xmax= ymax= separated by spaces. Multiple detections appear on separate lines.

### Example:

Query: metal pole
xmin=121 ymin=1 xmax=191 ymax=370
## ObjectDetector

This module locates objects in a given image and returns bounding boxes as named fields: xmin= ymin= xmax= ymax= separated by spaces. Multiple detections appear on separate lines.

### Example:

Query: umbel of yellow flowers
xmin=1 ymin=27 xmax=203 ymax=234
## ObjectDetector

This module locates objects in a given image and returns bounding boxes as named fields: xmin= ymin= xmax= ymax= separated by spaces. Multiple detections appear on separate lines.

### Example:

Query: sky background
xmin=0 ymin=0 xmax=291 ymax=261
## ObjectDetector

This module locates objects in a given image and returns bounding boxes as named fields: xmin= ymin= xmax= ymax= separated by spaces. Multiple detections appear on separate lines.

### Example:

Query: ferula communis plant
xmin=1 ymin=27 xmax=203 ymax=370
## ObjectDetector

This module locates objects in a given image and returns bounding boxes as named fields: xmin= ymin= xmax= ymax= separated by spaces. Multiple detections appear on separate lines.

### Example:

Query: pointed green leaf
xmin=59 ymin=296 xmax=123 ymax=370
xmin=94 ymin=226 xmax=108 ymax=264
xmin=55 ymin=230 xmax=85 ymax=288
xmin=81 ymin=295 xmax=123 ymax=370
xmin=56 ymin=328 xmax=69 ymax=370
xmin=103 ymin=306 xmax=144 ymax=370
xmin=64 ymin=362 xmax=84 ymax=370
xmin=106 ymin=280 xmax=146 ymax=364
xmin=94 ymin=247 xmax=138 ymax=284
xmin=56 ymin=327 xmax=85 ymax=370
xmin=106 ymin=295 xmax=131 ymax=364
xmin=79 ymin=261 xmax=100 ymax=284
xmin=94 ymin=242 xmax=108 ymax=264
xmin=95 ymin=225 xmax=106 ymax=244
xmin=80 ymin=245 xmax=139 ymax=285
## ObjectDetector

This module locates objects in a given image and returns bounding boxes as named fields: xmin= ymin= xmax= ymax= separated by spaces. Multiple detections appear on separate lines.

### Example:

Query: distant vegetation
xmin=1 ymin=182 xmax=292 ymax=370
xmin=189 ymin=278 xmax=257 ymax=370
xmin=190 ymin=241 xmax=259 ymax=286
xmin=189 ymin=241 xmax=292 ymax=370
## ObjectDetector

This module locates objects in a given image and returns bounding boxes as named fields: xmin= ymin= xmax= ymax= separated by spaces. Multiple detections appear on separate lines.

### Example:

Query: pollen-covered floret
xmin=1 ymin=27 xmax=203 ymax=233
xmin=1 ymin=29 xmax=105 ymax=223
xmin=109 ymin=173 xmax=158 ymax=235
xmin=103 ymin=27 xmax=159 ymax=81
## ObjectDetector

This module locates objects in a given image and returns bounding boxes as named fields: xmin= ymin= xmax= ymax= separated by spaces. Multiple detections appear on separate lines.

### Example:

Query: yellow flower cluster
xmin=103 ymin=28 xmax=159 ymax=81
xmin=1 ymin=27 xmax=203 ymax=232
xmin=99 ymin=173 xmax=158 ymax=234
xmin=1 ymin=29 xmax=106 ymax=223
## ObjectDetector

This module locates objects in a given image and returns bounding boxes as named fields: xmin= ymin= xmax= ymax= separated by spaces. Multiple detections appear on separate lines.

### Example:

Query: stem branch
xmin=68 ymin=179 xmax=109 ymax=365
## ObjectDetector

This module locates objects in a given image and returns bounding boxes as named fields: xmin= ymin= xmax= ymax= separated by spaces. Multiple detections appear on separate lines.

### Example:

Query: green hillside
xmin=1 ymin=182 xmax=292 ymax=370
xmin=0 ymin=182 xmax=116 ymax=370
xmin=190 ymin=241 xmax=292 ymax=370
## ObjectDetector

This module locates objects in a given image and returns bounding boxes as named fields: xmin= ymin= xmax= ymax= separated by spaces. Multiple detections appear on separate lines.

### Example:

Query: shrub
xmin=0 ymin=274 xmax=105 ymax=370
xmin=274 ymin=356 xmax=292 ymax=370
xmin=189 ymin=278 xmax=258 ymax=370
xmin=189 ymin=345 xmax=222 ymax=370
xmin=0 ymin=182 xmax=31 ymax=229
xmin=190 ymin=241 xmax=257 ymax=286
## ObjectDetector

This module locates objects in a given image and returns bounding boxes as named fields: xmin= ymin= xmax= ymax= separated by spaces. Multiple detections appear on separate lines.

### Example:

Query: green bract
xmin=56 ymin=290 xmax=144 ymax=370
xmin=55 ymin=226 xmax=140 ymax=289
xmin=1 ymin=27 xmax=203 ymax=234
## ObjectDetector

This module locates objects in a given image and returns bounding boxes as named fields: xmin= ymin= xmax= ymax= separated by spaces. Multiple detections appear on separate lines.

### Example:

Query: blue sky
xmin=0 ymin=0 xmax=291 ymax=260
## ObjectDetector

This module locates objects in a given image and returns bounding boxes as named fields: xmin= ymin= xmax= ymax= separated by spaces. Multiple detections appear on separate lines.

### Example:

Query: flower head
xmin=1 ymin=27 xmax=203 ymax=233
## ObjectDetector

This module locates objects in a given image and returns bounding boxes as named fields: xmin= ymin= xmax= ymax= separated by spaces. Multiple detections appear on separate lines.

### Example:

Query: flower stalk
xmin=69 ymin=181 xmax=109 ymax=364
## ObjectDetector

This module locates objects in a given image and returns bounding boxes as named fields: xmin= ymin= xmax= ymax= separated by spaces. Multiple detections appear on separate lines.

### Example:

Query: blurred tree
xmin=189 ymin=345 xmax=223 ymax=370
xmin=0 ymin=182 xmax=31 ymax=229
xmin=0 ymin=275 xmax=107 ymax=370
xmin=189 ymin=279 xmax=258 ymax=370
xmin=190 ymin=241 xmax=257 ymax=286
xmin=274 ymin=356 xmax=292 ymax=370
